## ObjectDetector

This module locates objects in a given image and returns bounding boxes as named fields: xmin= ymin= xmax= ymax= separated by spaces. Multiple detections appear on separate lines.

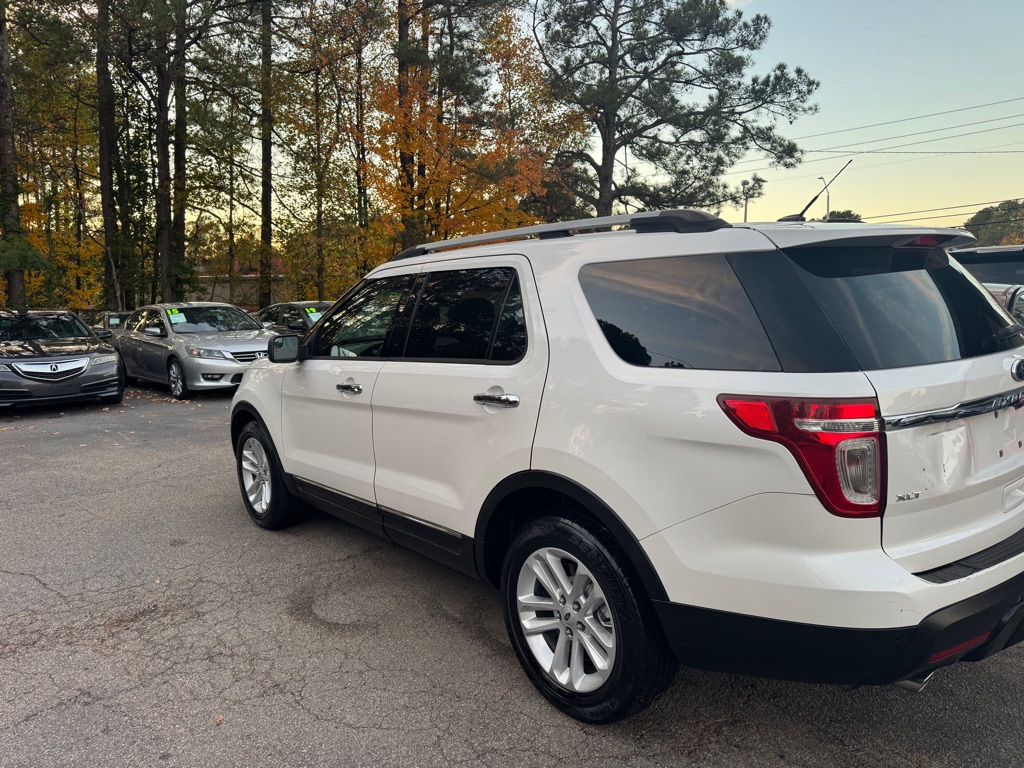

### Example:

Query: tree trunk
xmin=396 ymin=0 xmax=423 ymax=250
xmin=172 ymin=2 xmax=187 ymax=299
xmin=96 ymin=0 xmax=122 ymax=309
xmin=0 ymin=0 xmax=25 ymax=307
xmin=155 ymin=62 xmax=174 ymax=302
xmin=258 ymin=0 xmax=273 ymax=308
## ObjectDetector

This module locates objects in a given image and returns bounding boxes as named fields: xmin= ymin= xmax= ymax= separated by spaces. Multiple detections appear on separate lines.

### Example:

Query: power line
xmin=881 ymin=213 xmax=1024 ymax=225
xmin=864 ymin=199 xmax=1023 ymax=221
xmin=809 ymin=149 xmax=1024 ymax=155
xmin=727 ymin=122 xmax=1024 ymax=176
xmin=789 ymin=96 xmax=1024 ymax=141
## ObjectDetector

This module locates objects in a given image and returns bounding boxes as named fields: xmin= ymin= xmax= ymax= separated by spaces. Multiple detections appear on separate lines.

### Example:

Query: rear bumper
xmin=653 ymin=566 xmax=1024 ymax=686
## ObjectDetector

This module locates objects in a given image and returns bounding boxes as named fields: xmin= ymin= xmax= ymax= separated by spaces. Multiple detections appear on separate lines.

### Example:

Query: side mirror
xmin=269 ymin=334 xmax=306 ymax=363
xmin=287 ymin=320 xmax=306 ymax=331
xmin=95 ymin=328 xmax=113 ymax=339
xmin=261 ymin=321 xmax=272 ymax=328
xmin=143 ymin=326 xmax=165 ymax=337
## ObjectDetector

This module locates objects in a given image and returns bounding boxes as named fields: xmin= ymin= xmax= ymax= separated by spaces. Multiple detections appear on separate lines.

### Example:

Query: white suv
xmin=230 ymin=210 xmax=1024 ymax=722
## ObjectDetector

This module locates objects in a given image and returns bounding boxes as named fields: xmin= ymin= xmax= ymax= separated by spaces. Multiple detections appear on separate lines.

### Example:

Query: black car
xmin=0 ymin=310 xmax=124 ymax=408
xmin=950 ymin=244 xmax=1024 ymax=284
xmin=253 ymin=301 xmax=332 ymax=334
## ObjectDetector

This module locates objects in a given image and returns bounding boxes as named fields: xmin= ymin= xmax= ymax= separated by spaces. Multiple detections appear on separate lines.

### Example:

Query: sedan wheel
xmin=168 ymin=359 xmax=192 ymax=400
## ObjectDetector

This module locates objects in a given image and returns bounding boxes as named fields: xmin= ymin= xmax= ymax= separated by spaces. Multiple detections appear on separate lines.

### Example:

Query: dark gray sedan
xmin=0 ymin=309 xmax=124 ymax=408
xmin=116 ymin=303 xmax=278 ymax=400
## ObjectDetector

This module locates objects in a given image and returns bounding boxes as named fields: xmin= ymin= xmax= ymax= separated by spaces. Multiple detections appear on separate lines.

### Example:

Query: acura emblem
xmin=1012 ymin=359 xmax=1024 ymax=382
xmin=50 ymin=364 xmax=59 ymax=372
xmin=255 ymin=351 xmax=266 ymax=359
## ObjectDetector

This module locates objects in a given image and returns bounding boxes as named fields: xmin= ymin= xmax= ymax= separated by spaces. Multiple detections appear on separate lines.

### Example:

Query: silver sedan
xmin=116 ymin=303 xmax=277 ymax=399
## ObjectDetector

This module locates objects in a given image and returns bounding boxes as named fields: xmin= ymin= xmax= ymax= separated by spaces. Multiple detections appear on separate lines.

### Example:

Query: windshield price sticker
xmin=167 ymin=308 xmax=186 ymax=324
xmin=306 ymin=308 xmax=323 ymax=320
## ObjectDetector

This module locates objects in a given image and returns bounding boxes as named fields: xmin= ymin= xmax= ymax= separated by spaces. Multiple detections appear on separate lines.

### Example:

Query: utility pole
xmin=741 ymin=180 xmax=750 ymax=222
xmin=817 ymin=176 xmax=830 ymax=221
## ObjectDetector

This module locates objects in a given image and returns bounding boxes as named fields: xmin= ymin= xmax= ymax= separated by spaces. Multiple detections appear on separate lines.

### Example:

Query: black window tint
xmin=124 ymin=310 xmax=145 ymax=332
xmin=786 ymin=246 xmax=1023 ymax=369
xmin=144 ymin=310 xmax=165 ymax=332
xmin=491 ymin=275 xmax=527 ymax=361
xmin=313 ymin=275 xmax=412 ymax=358
xmin=403 ymin=268 xmax=518 ymax=362
xmin=957 ymin=260 xmax=1024 ymax=285
xmin=578 ymin=255 xmax=781 ymax=371
xmin=280 ymin=306 xmax=303 ymax=327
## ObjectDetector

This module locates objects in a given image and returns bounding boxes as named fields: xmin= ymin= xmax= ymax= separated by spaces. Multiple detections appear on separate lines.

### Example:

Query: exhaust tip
xmin=892 ymin=672 xmax=935 ymax=693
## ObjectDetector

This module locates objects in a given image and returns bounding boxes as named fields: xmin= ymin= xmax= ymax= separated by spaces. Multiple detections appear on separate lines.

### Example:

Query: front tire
xmin=501 ymin=514 xmax=678 ymax=723
xmin=235 ymin=420 xmax=299 ymax=529
xmin=168 ymin=358 xmax=193 ymax=400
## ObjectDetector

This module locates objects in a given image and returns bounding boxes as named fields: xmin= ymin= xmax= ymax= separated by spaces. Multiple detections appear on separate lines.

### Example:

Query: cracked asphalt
xmin=2 ymin=386 xmax=1023 ymax=767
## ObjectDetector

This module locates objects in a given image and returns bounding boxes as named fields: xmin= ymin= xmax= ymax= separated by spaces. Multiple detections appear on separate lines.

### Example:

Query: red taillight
xmin=719 ymin=395 xmax=886 ymax=518
xmin=902 ymin=234 xmax=956 ymax=248
xmin=929 ymin=632 xmax=992 ymax=664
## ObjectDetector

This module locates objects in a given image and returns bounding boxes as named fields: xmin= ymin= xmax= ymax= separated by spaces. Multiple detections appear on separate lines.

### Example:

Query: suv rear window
xmin=579 ymin=255 xmax=781 ymax=371
xmin=785 ymin=246 xmax=1023 ymax=370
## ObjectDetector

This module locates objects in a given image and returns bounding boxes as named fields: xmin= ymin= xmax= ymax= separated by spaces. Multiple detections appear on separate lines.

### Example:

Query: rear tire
xmin=501 ymin=513 xmax=678 ymax=723
xmin=235 ymin=420 xmax=299 ymax=529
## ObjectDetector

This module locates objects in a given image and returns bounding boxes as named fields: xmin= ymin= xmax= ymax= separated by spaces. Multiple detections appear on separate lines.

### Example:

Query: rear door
xmin=371 ymin=256 xmax=548 ymax=540
xmin=779 ymin=239 xmax=1024 ymax=574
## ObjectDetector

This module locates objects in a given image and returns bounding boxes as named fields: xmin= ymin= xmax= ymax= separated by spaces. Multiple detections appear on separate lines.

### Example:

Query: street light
xmin=741 ymin=179 xmax=750 ymax=222
xmin=817 ymin=176 xmax=829 ymax=221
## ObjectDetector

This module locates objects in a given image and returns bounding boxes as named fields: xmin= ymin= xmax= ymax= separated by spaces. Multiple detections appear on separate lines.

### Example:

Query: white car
xmin=230 ymin=210 xmax=1024 ymax=722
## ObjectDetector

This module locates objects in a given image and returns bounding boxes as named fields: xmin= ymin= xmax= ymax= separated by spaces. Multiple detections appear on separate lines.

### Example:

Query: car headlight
xmin=0 ymin=363 xmax=10 ymax=371
xmin=90 ymin=353 xmax=119 ymax=367
xmin=186 ymin=346 xmax=229 ymax=359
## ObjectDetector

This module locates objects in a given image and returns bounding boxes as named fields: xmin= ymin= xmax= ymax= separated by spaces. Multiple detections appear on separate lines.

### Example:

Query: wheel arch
xmin=474 ymin=471 xmax=668 ymax=602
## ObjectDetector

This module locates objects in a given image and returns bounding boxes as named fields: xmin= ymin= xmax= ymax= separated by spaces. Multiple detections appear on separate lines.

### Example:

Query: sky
xmin=720 ymin=0 xmax=1023 ymax=229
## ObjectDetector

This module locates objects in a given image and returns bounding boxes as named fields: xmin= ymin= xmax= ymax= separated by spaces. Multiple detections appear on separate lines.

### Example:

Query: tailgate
xmin=869 ymin=356 xmax=1024 ymax=573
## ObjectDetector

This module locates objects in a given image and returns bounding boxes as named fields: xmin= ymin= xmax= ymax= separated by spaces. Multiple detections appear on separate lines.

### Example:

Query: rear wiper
xmin=993 ymin=323 xmax=1024 ymax=342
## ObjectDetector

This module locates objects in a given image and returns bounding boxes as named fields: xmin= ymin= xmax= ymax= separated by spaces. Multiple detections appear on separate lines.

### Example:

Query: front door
xmin=279 ymin=273 xmax=417 ymax=530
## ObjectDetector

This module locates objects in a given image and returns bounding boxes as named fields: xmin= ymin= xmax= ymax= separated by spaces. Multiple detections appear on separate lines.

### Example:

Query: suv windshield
xmin=165 ymin=306 xmax=261 ymax=333
xmin=0 ymin=314 xmax=91 ymax=341
xmin=785 ymin=246 xmax=1023 ymax=370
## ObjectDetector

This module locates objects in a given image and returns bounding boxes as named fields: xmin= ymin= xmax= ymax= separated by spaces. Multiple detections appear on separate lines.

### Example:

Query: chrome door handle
xmin=336 ymin=382 xmax=363 ymax=394
xmin=474 ymin=393 xmax=520 ymax=408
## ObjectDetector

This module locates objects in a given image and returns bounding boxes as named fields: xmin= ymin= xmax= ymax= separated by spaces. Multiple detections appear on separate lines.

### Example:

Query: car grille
xmin=13 ymin=359 xmax=88 ymax=381
xmin=229 ymin=350 xmax=267 ymax=363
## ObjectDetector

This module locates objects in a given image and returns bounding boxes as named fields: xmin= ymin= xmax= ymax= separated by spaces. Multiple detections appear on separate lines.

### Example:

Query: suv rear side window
xmin=578 ymin=254 xmax=781 ymax=371
xmin=403 ymin=267 xmax=525 ymax=362
xmin=785 ymin=246 xmax=1023 ymax=369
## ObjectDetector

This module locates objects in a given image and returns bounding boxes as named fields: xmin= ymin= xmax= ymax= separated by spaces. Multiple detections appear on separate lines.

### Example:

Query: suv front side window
xmin=312 ymin=275 xmax=414 ymax=358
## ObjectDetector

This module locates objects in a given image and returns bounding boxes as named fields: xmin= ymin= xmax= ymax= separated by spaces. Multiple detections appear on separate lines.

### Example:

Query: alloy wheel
xmin=515 ymin=546 xmax=616 ymax=694
xmin=240 ymin=436 xmax=272 ymax=515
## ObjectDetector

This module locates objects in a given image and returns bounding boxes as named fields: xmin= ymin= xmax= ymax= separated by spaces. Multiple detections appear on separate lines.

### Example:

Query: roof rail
xmin=391 ymin=209 xmax=730 ymax=261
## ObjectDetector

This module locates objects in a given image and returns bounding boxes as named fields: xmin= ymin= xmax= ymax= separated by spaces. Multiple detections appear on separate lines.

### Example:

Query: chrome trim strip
xmin=884 ymin=387 xmax=1024 ymax=430
xmin=380 ymin=505 xmax=460 ymax=537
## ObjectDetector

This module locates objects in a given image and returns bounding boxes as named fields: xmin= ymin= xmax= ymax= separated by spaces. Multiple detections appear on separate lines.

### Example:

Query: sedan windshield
xmin=0 ymin=314 xmax=91 ymax=341
xmin=165 ymin=306 xmax=262 ymax=333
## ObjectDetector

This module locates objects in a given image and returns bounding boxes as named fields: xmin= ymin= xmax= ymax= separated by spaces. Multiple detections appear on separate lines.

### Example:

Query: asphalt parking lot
xmin=2 ymin=385 xmax=1024 ymax=767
